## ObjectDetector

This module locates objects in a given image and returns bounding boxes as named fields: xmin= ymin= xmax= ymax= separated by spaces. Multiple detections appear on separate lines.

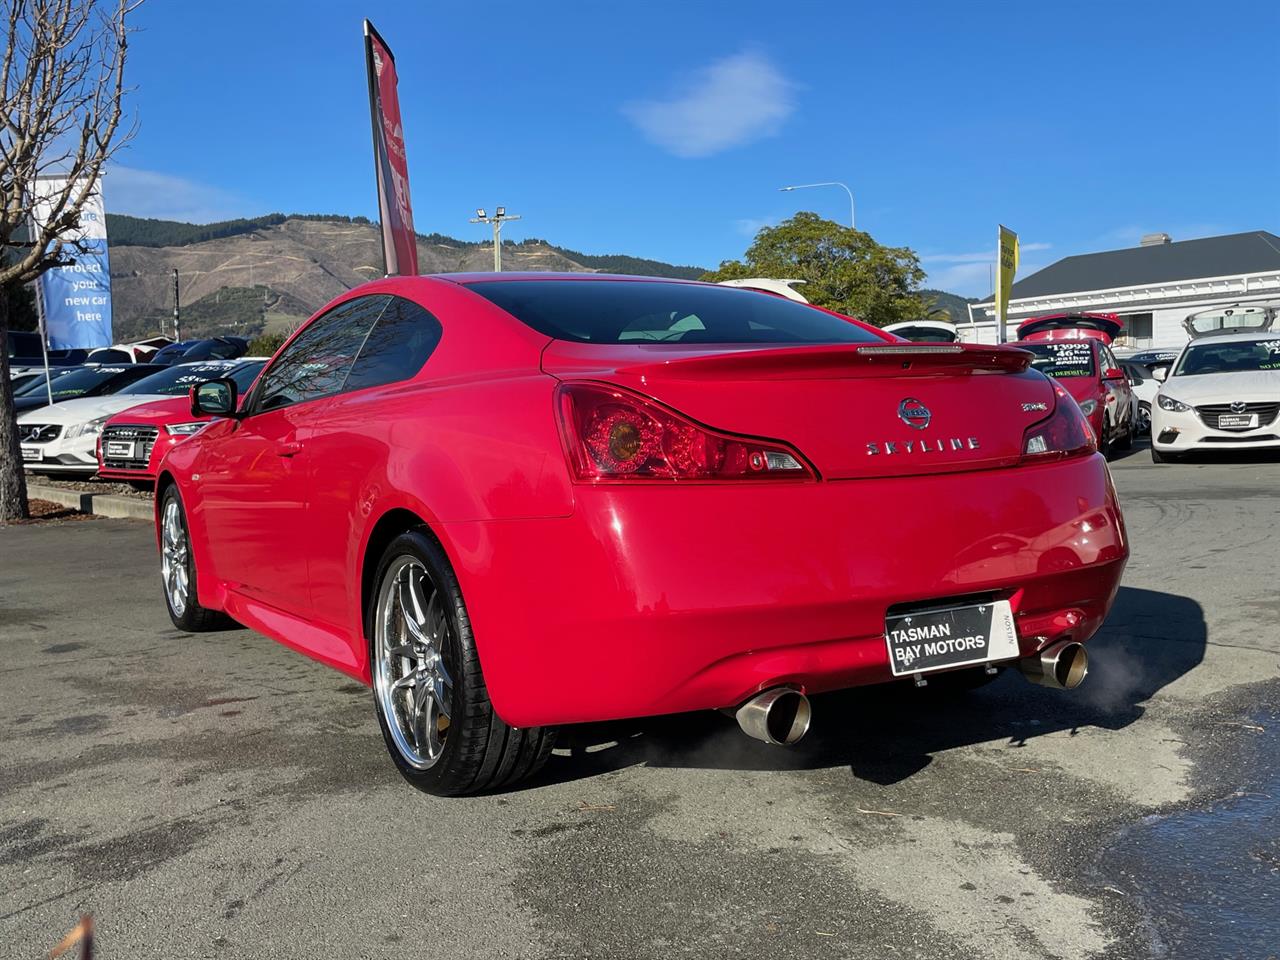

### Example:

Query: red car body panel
xmin=97 ymin=397 xmax=200 ymax=483
xmin=157 ymin=275 xmax=1129 ymax=728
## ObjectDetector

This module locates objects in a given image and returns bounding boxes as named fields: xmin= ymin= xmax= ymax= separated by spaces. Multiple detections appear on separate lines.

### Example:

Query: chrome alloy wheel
xmin=373 ymin=556 xmax=455 ymax=770
xmin=160 ymin=497 xmax=189 ymax=617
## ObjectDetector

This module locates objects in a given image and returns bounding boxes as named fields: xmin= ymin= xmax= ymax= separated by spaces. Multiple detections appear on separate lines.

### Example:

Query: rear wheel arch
xmin=360 ymin=508 xmax=442 ymax=639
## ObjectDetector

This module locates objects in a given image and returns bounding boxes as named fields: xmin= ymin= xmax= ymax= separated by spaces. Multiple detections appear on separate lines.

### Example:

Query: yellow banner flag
xmin=995 ymin=224 xmax=1019 ymax=342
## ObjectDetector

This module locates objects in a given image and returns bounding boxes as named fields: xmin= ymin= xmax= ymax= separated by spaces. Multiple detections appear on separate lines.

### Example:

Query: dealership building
xmin=963 ymin=230 xmax=1280 ymax=349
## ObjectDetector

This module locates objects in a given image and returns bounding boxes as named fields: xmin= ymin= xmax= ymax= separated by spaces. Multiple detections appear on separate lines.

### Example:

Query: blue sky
xmin=111 ymin=0 xmax=1279 ymax=296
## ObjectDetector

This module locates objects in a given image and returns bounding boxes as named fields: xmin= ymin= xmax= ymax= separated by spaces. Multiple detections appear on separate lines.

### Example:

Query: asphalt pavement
xmin=2 ymin=444 xmax=1278 ymax=959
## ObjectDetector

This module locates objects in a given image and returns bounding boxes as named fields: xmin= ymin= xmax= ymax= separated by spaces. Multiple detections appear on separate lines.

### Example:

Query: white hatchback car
xmin=1151 ymin=305 xmax=1279 ymax=462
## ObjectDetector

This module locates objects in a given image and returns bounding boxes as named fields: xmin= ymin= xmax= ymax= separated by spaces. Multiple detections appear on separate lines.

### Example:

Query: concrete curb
xmin=27 ymin=483 xmax=154 ymax=521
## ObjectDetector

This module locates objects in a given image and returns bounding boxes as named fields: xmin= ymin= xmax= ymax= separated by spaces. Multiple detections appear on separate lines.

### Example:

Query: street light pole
xmin=469 ymin=206 xmax=522 ymax=272
xmin=779 ymin=182 xmax=856 ymax=229
xmin=172 ymin=268 xmax=181 ymax=341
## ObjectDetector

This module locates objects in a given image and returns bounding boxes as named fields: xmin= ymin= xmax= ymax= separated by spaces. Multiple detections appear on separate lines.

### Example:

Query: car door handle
xmin=277 ymin=441 xmax=303 ymax=458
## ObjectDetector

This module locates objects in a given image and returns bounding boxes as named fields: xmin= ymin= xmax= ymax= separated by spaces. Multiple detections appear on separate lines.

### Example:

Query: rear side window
xmin=466 ymin=280 xmax=882 ymax=344
xmin=344 ymin=296 xmax=443 ymax=393
xmin=254 ymin=295 xmax=390 ymax=412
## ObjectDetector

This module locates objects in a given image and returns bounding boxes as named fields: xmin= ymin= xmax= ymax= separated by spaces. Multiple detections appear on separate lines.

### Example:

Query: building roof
xmin=998 ymin=231 xmax=1280 ymax=301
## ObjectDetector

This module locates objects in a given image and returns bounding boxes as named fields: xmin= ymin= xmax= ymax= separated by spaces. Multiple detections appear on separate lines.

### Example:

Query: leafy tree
xmin=700 ymin=212 xmax=929 ymax=326
xmin=248 ymin=330 xmax=288 ymax=356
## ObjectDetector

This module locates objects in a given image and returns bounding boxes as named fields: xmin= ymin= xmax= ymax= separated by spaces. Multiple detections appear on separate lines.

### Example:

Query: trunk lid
xmin=542 ymin=341 xmax=1057 ymax=479
xmin=1017 ymin=313 xmax=1123 ymax=344
xmin=1183 ymin=303 xmax=1276 ymax=339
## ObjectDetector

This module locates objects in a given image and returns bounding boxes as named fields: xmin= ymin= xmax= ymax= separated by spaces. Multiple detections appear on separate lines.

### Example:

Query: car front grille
xmin=1195 ymin=402 xmax=1280 ymax=430
xmin=21 ymin=424 xmax=61 ymax=444
xmin=100 ymin=424 xmax=159 ymax=470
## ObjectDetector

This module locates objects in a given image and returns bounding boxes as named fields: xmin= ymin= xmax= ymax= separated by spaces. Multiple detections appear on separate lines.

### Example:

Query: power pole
xmin=469 ymin=207 xmax=522 ymax=272
xmin=172 ymin=268 xmax=181 ymax=341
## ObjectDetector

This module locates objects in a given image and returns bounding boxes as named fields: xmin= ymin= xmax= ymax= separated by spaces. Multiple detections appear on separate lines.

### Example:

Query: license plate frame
xmin=105 ymin=440 xmax=135 ymax=460
xmin=20 ymin=445 xmax=41 ymax=462
xmin=1216 ymin=413 xmax=1258 ymax=430
xmin=885 ymin=599 xmax=1020 ymax=677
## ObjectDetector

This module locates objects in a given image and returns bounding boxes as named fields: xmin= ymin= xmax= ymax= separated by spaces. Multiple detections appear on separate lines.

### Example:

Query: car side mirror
xmin=1103 ymin=367 xmax=1126 ymax=381
xmin=191 ymin=378 xmax=238 ymax=417
xmin=1152 ymin=367 xmax=1168 ymax=383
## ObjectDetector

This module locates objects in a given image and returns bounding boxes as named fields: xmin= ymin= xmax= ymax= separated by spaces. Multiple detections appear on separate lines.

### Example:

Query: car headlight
xmin=165 ymin=421 xmax=206 ymax=436
xmin=1158 ymin=395 xmax=1191 ymax=412
xmin=1078 ymin=399 xmax=1098 ymax=416
xmin=66 ymin=415 xmax=110 ymax=440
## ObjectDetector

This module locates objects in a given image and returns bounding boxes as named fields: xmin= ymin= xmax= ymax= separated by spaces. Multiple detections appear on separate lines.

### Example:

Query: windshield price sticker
xmin=1048 ymin=342 xmax=1092 ymax=364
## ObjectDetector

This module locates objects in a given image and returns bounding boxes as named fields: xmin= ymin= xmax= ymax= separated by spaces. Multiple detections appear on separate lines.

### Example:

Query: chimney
xmin=1140 ymin=233 xmax=1172 ymax=247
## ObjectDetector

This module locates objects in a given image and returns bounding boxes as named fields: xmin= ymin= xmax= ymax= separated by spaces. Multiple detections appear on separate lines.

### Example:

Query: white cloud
xmin=623 ymin=51 xmax=796 ymax=158
xmin=102 ymin=166 xmax=251 ymax=222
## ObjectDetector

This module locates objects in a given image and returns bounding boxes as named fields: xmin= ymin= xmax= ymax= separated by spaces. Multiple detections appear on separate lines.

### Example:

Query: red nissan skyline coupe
xmin=156 ymin=275 xmax=1128 ymax=794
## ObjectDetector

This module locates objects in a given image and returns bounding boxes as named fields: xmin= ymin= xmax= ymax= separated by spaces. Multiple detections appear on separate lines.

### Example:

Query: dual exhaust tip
xmin=1017 ymin=639 xmax=1089 ymax=690
xmin=731 ymin=640 xmax=1088 ymax=747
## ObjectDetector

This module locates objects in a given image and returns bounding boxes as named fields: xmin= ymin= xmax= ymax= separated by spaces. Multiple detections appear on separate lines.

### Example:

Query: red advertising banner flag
xmin=364 ymin=20 xmax=418 ymax=276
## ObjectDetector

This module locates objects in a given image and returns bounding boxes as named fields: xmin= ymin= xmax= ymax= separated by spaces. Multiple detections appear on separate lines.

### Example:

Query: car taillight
xmin=1022 ymin=382 xmax=1097 ymax=461
xmin=556 ymin=382 xmax=815 ymax=482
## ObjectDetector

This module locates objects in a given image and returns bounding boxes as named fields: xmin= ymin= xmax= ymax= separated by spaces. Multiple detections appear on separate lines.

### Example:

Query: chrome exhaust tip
xmin=733 ymin=688 xmax=812 ymax=745
xmin=1018 ymin=640 xmax=1089 ymax=690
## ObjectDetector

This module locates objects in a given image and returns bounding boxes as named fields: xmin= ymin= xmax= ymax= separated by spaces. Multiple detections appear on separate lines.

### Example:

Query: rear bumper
xmin=443 ymin=454 xmax=1128 ymax=728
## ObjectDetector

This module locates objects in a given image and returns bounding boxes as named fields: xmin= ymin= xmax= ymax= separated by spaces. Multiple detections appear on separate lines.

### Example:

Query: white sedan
xmin=1151 ymin=332 xmax=1280 ymax=462
xmin=17 ymin=359 xmax=264 ymax=476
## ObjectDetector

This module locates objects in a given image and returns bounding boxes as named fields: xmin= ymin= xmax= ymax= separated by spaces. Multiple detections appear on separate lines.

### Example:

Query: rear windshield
xmin=1173 ymin=339 xmax=1280 ymax=376
xmin=467 ymin=280 xmax=883 ymax=344
xmin=1020 ymin=342 xmax=1097 ymax=378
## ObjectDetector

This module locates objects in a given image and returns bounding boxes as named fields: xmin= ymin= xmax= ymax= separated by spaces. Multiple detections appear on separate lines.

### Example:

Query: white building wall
xmin=1150 ymin=307 xmax=1192 ymax=349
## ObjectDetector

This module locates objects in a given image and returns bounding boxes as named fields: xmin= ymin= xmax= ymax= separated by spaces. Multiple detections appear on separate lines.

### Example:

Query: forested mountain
xmin=919 ymin=288 xmax=978 ymax=325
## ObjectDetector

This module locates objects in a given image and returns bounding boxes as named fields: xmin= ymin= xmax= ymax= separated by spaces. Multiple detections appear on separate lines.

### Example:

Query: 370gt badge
xmin=898 ymin=397 xmax=931 ymax=429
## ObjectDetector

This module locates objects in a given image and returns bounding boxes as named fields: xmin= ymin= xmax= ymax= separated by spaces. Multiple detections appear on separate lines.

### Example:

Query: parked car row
xmin=884 ymin=306 xmax=1278 ymax=462
xmin=8 ymin=333 xmax=251 ymax=377
xmin=15 ymin=358 xmax=267 ymax=485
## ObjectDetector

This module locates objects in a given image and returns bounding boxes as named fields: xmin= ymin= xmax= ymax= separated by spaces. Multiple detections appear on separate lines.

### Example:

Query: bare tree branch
xmin=0 ymin=0 xmax=140 ymax=522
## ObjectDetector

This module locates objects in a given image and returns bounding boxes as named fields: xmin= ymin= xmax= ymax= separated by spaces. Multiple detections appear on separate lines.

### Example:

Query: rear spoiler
xmin=618 ymin=342 xmax=1034 ymax=381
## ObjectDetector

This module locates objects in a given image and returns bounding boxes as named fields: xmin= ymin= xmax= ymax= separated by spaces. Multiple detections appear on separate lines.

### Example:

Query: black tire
xmin=1100 ymin=417 xmax=1114 ymax=459
xmin=1138 ymin=401 xmax=1152 ymax=435
xmin=158 ymin=485 xmax=233 ymax=631
xmin=367 ymin=530 xmax=555 ymax=796
xmin=1118 ymin=414 xmax=1134 ymax=451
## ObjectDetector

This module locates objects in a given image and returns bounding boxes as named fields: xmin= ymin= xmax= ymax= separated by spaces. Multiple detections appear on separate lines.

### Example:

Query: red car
xmin=1014 ymin=314 xmax=1137 ymax=457
xmin=156 ymin=277 xmax=1128 ymax=795
xmin=97 ymin=359 xmax=268 ymax=486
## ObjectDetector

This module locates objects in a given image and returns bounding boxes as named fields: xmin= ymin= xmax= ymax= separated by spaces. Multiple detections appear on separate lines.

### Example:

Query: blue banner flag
xmin=33 ymin=178 xmax=113 ymax=349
